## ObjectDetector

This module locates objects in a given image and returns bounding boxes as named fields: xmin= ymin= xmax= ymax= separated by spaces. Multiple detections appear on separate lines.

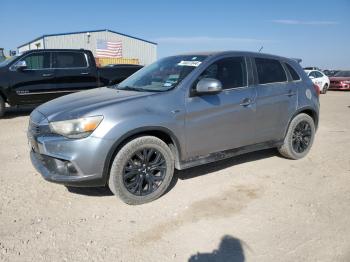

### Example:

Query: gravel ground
xmin=1 ymin=91 xmax=349 ymax=262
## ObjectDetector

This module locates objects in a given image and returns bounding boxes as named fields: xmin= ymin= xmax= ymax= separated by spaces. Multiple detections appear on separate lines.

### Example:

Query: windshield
xmin=334 ymin=71 xmax=350 ymax=77
xmin=0 ymin=56 xmax=18 ymax=67
xmin=116 ymin=55 xmax=207 ymax=92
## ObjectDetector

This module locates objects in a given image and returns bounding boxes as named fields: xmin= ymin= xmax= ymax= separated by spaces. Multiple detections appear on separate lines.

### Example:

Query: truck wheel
xmin=0 ymin=96 xmax=5 ymax=118
xmin=108 ymin=136 xmax=174 ymax=205
xmin=278 ymin=113 xmax=315 ymax=160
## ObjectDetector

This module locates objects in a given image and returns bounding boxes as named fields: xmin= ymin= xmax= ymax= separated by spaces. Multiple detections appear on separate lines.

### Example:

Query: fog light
xmin=66 ymin=162 xmax=78 ymax=175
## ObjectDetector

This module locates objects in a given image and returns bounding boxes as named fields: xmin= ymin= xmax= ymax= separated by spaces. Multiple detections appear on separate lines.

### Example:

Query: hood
xmin=36 ymin=87 xmax=154 ymax=121
xmin=329 ymin=77 xmax=350 ymax=81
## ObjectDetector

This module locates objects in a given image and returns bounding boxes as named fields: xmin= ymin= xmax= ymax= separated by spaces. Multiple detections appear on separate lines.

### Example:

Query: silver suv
xmin=28 ymin=51 xmax=320 ymax=204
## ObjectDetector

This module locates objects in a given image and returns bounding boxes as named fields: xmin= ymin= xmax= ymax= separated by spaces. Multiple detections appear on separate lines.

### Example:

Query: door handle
xmin=240 ymin=98 xmax=252 ymax=107
xmin=42 ymin=73 xmax=53 ymax=77
xmin=80 ymin=72 xmax=89 ymax=75
xmin=286 ymin=90 xmax=296 ymax=97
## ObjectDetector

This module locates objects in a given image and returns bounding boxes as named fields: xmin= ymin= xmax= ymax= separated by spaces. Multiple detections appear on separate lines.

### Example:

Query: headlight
xmin=49 ymin=116 xmax=103 ymax=138
xmin=341 ymin=80 xmax=350 ymax=84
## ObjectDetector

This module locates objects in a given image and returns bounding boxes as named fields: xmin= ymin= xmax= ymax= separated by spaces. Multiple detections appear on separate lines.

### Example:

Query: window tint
xmin=21 ymin=52 xmax=50 ymax=70
xmin=198 ymin=57 xmax=247 ymax=89
xmin=315 ymin=71 xmax=323 ymax=78
xmin=285 ymin=63 xmax=300 ymax=81
xmin=54 ymin=52 xmax=87 ymax=68
xmin=309 ymin=71 xmax=317 ymax=78
xmin=255 ymin=58 xmax=287 ymax=84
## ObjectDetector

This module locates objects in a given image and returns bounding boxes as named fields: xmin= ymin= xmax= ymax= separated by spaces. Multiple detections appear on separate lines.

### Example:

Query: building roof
xmin=18 ymin=29 xmax=157 ymax=49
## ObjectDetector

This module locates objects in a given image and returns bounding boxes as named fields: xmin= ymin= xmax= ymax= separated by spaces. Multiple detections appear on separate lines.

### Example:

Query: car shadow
xmin=66 ymin=186 xmax=114 ymax=197
xmin=188 ymin=235 xmax=245 ymax=262
xmin=66 ymin=148 xmax=277 ymax=198
xmin=176 ymin=148 xmax=277 ymax=180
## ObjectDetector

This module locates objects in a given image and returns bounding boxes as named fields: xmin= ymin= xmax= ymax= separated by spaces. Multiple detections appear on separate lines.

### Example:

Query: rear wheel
xmin=322 ymin=84 xmax=328 ymax=94
xmin=278 ymin=113 xmax=315 ymax=159
xmin=0 ymin=96 xmax=5 ymax=118
xmin=108 ymin=136 xmax=174 ymax=205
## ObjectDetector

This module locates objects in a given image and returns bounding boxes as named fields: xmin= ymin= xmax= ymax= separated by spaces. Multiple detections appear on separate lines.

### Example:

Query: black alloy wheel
xmin=122 ymin=148 xmax=167 ymax=196
xmin=292 ymin=121 xmax=312 ymax=153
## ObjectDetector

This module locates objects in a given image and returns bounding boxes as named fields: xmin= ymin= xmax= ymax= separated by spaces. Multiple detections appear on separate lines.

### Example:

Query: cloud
xmin=272 ymin=19 xmax=339 ymax=25
xmin=154 ymin=36 xmax=269 ymax=44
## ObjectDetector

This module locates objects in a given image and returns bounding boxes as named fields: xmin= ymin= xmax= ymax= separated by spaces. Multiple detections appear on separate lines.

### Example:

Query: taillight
xmin=313 ymin=83 xmax=320 ymax=96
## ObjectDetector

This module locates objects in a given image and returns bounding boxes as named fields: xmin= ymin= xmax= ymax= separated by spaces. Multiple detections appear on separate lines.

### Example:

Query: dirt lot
xmin=0 ymin=92 xmax=349 ymax=262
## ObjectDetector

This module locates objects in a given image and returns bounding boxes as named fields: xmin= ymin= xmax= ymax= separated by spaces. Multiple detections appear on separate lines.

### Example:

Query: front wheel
xmin=278 ymin=113 xmax=316 ymax=159
xmin=108 ymin=136 xmax=174 ymax=205
xmin=0 ymin=96 xmax=5 ymax=118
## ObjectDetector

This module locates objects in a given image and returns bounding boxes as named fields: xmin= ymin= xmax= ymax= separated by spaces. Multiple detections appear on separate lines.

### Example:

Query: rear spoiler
xmin=290 ymin=58 xmax=302 ymax=64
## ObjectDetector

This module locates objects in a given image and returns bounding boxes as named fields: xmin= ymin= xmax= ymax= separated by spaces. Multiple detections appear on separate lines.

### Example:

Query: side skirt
xmin=177 ymin=140 xmax=283 ymax=170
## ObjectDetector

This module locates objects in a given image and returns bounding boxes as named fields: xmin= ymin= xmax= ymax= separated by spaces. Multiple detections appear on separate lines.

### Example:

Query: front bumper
xmin=29 ymin=134 xmax=112 ymax=187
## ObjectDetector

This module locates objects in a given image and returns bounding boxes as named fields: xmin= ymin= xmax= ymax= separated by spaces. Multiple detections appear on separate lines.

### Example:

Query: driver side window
xmin=20 ymin=52 xmax=51 ymax=70
xmin=197 ymin=57 xmax=247 ymax=90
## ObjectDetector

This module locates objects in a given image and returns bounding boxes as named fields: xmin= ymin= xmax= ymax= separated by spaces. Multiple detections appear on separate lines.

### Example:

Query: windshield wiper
xmin=116 ymin=86 xmax=147 ymax=92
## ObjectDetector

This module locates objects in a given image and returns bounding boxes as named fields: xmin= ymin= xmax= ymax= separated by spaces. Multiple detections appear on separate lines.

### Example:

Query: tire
xmin=322 ymin=84 xmax=328 ymax=94
xmin=278 ymin=113 xmax=315 ymax=160
xmin=0 ymin=96 xmax=5 ymax=118
xmin=108 ymin=136 xmax=174 ymax=205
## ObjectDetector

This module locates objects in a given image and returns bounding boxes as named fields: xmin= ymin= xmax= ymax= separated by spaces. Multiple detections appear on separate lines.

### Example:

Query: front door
xmin=8 ymin=51 xmax=55 ymax=104
xmin=185 ymin=56 xmax=257 ymax=158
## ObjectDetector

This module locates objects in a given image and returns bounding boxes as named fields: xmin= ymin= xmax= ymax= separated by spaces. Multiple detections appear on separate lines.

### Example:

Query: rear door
xmin=8 ymin=51 xmax=55 ymax=104
xmin=52 ymin=51 xmax=98 ymax=98
xmin=253 ymin=57 xmax=297 ymax=143
xmin=185 ymin=56 xmax=257 ymax=158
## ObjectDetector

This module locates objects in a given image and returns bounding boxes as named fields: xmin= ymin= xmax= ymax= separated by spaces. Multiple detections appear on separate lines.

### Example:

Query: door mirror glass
xmin=14 ymin=60 xmax=27 ymax=71
xmin=196 ymin=78 xmax=222 ymax=94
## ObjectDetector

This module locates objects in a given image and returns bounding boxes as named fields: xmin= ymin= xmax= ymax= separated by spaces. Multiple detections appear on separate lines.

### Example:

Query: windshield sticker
xmin=177 ymin=61 xmax=202 ymax=67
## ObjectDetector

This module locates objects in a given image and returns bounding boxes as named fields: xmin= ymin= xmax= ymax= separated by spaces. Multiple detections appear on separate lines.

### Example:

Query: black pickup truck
xmin=0 ymin=49 xmax=143 ymax=117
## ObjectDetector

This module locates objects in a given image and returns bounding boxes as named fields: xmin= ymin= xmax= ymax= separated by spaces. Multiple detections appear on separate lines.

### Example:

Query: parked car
xmin=28 ymin=51 xmax=320 ymax=204
xmin=304 ymin=67 xmax=321 ymax=71
xmin=304 ymin=70 xmax=330 ymax=94
xmin=323 ymin=69 xmax=340 ymax=77
xmin=0 ymin=49 xmax=142 ymax=117
xmin=329 ymin=70 xmax=350 ymax=90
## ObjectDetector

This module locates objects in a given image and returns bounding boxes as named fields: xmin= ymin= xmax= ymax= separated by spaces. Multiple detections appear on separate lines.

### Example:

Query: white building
xmin=17 ymin=29 xmax=157 ymax=65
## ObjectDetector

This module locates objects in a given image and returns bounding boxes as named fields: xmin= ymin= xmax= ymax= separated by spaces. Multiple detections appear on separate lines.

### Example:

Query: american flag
xmin=96 ymin=39 xmax=122 ymax=58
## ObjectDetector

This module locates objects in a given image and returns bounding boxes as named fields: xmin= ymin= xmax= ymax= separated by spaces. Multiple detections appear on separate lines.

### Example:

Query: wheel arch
xmin=0 ymin=89 xmax=7 ymax=102
xmin=284 ymin=107 xmax=319 ymax=138
xmin=101 ymin=126 xmax=182 ymax=185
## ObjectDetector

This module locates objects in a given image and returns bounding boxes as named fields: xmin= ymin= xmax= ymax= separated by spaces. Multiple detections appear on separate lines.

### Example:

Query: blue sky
xmin=1 ymin=0 xmax=349 ymax=69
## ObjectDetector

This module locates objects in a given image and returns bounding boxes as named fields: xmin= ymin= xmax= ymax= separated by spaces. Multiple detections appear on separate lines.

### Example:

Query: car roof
xmin=175 ymin=50 xmax=295 ymax=62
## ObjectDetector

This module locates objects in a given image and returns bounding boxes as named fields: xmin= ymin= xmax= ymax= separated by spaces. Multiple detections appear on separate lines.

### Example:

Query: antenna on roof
xmin=258 ymin=46 xmax=264 ymax=53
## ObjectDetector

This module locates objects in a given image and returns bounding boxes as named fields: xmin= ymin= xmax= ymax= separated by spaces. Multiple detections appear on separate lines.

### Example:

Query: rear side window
xmin=255 ymin=58 xmax=287 ymax=84
xmin=22 ymin=52 xmax=51 ymax=70
xmin=285 ymin=63 xmax=301 ymax=81
xmin=315 ymin=71 xmax=324 ymax=78
xmin=309 ymin=71 xmax=317 ymax=78
xmin=198 ymin=57 xmax=247 ymax=89
xmin=54 ymin=52 xmax=87 ymax=68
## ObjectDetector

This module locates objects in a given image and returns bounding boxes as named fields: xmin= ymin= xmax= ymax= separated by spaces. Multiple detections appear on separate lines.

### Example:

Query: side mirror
xmin=14 ymin=60 xmax=27 ymax=71
xmin=196 ymin=78 xmax=222 ymax=95
xmin=309 ymin=75 xmax=315 ymax=79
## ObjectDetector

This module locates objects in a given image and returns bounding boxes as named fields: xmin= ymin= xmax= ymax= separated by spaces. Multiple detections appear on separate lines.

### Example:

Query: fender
xmin=101 ymin=126 xmax=182 ymax=184
xmin=283 ymin=106 xmax=319 ymax=138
